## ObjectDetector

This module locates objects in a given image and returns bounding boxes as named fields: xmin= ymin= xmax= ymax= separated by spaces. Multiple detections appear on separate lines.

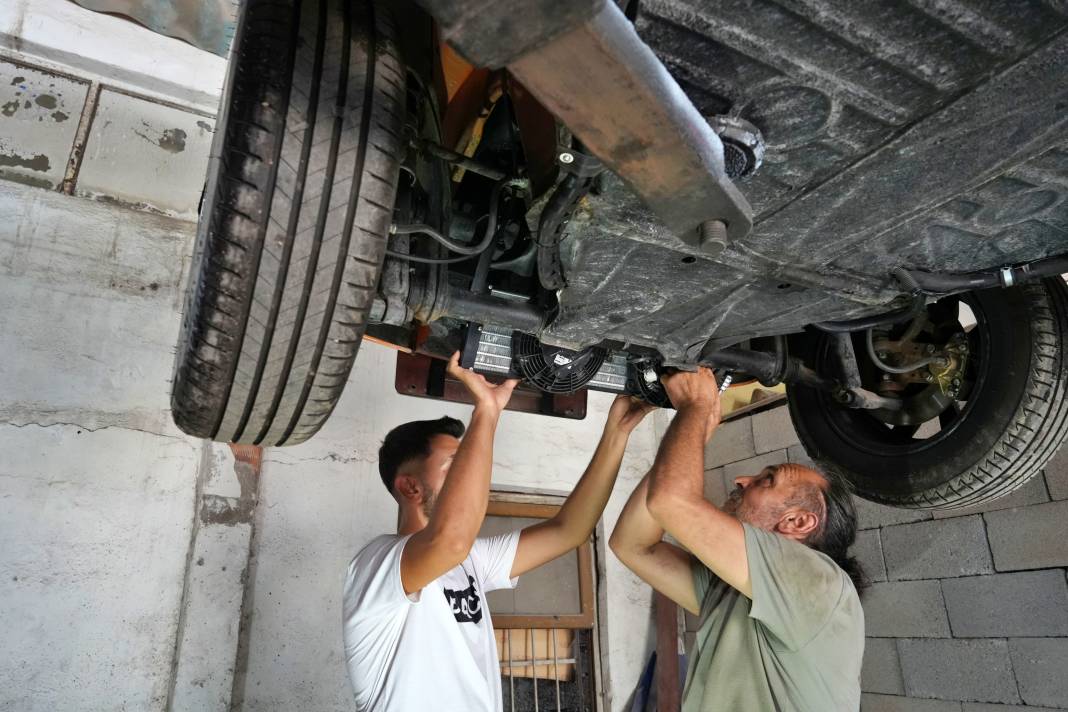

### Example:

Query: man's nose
xmin=734 ymin=475 xmax=755 ymax=489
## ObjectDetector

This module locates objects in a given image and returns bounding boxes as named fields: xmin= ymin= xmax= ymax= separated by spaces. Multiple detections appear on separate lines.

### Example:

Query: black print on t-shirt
xmin=443 ymin=575 xmax=483 ymax=624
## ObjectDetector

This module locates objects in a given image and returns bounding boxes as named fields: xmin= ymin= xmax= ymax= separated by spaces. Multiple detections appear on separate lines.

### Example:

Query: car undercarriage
xmin=165 ymin=0 xmax=1068 ymax=508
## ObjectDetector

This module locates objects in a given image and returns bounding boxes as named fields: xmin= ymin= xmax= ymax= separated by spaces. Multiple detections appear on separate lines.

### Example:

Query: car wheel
xmin=787 ymin=278 xmax=1068 ymax=509
xmin=171 ymin=0 xmax=405 ymax=445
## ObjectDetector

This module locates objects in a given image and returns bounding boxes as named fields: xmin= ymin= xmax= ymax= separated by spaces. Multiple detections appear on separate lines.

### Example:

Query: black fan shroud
xmin=512 ymin=332 xmax=607 ymax=394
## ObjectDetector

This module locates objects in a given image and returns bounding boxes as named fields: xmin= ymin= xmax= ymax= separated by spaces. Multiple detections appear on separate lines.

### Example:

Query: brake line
xmin=865 ymin=328 xmax=943 ymax=374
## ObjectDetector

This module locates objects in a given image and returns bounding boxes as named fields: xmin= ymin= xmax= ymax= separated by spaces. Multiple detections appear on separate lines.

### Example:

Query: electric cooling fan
xmin=512 ymin=332 xmax=607 ymax=394
xmin=631 ymin=359 xmax=673 ymax=408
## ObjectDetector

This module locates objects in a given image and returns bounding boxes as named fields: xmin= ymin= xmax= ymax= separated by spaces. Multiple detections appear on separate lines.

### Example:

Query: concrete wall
xmin=0 ymin=11 xmax=661 ymax=708
xmin=0 ymin=170 xmax=660 ymax=711
xmin=706 ymin=404 xmax=1068 ymax=712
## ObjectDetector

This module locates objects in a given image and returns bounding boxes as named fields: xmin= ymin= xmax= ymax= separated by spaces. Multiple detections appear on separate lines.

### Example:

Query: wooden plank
xmin=654 ymin=591 xmax=681 ymax=712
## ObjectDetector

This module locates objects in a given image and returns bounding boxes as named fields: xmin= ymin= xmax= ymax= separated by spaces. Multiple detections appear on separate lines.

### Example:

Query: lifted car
xmin=162 ymin=0 xmax=1068 ymax=509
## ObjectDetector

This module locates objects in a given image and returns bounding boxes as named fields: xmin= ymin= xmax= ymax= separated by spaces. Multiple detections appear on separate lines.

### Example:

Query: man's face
xmin=406 ymin=434 xmax=460 ymax=517
xmin=723 ymin=463 xmax=826 ymax=534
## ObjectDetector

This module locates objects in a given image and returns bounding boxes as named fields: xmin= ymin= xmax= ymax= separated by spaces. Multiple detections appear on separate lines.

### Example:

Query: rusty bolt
xmin=698 ymin=220 xmax=729 ymax=257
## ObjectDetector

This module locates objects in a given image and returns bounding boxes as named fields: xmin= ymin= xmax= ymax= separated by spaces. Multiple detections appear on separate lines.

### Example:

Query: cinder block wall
xmin=698 ymin=402 xmax=1068 ymax=712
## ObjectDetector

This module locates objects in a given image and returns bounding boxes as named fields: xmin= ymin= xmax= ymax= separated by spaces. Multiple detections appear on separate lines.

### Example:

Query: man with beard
xmin=343 ymin=352 xmax=654 ymax=712
xmin=610 ymin=368 xmax=865 ymax=712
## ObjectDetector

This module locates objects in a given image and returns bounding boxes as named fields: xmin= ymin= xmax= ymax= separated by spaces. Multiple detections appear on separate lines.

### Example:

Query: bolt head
xmin=877 ymin=351 xmax=888 ymax=360
xmin=924 ymin=373 xmax=933 ymax=382
xmin=925 ymin=344 xmax=936 ymax=354
xmin=952 ymin=378 xmax=961 ymax=387
xmin=559 ymin=152 xmax=575 ymax=164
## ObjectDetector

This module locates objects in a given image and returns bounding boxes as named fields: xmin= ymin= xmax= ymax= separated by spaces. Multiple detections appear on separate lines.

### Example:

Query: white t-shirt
xmin=343 ymin=531 xmax=521 ymax=712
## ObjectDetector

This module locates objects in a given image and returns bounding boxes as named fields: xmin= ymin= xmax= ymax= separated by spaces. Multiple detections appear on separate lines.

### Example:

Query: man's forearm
xmin=551 ymin=428 xmax=629 ymax=546
xmin=427 ymin=406 xmax=499 ymax=544
xmin=646 ymin=407 xmax=708 ymax=509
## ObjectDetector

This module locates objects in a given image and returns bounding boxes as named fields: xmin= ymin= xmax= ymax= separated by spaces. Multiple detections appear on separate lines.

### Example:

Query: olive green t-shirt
xmin=682 ymin=524 xmax=864 ymax=712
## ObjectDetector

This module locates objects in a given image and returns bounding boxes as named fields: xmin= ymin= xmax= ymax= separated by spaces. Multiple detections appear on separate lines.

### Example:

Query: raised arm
xmin=400 ymin=353 xmax=518 ymax=594
xmin=511 ymin=396 xmax=654 ymax=578
xmin=609 ymin=471 xmax=702 ymax=614
xmin=645 ymin=369 xmax=752 ymax=598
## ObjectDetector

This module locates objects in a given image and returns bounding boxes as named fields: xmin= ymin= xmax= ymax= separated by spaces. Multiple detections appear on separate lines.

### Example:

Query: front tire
xmin=788 ymin=279 xmax=1068 ymax=509
xmin=171 ymin=0 xmax=405 ymax=445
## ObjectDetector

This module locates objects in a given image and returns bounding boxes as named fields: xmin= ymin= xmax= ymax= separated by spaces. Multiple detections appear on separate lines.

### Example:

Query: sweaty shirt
xmin=342 ymin=531 xmax=520 ymax=712
xmin=682 ymin=524 xmax=864 ymax=712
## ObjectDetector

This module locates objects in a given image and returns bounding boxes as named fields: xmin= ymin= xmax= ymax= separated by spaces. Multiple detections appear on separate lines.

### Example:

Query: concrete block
xmin=77 ymin=89 xmax=213 ymax=220
xmin=171 ymin=522 xmax=252 ymax=712
xmin=1009 ymin=638 xmax=1068 ymax=709
xmin=1043 ymin=440 xmax=1068 ymax=500
xmin=0 ymin=182 xmax=193 ymax=435
xmin=704 ymin=467 xmax=727 ymax=506
xmin=862 ymin=694 xmax=962 ymax=712
xmin=723 ymin=450 xmax=788 ymax=483
xmin=862 ymin=581 xmax=950 ymax=638
xmin=0 ymin=58 xmax=88 ymax=190
xmin=751 ymin=405 xmax=800 ymax=454
xmin=984 ymin=500 xmax=1068 ymax=571
xmin=964 ymin=704 xmax=1068 ymax=712
xmin=862 ymin=638 xmax=905 ymax=695
xmin=852 ymin=528 xmax=887 ymax=583
xmin=932 ymin=475 xmax=1049 ymax=519
xmin=705 ymin=417 xmax=755 ymax=468
xmin=881 ymin=517 xmax=993 ymax=581
xmin=942 ymin=571 xmax=1068 ymax=638
xmin=899 ymin=639 xmax=1020 ymax=704
xmin=786 ymin=442 xmax=816 ymax=469
xmin=854 ymin=496 xmax=933 ymax=530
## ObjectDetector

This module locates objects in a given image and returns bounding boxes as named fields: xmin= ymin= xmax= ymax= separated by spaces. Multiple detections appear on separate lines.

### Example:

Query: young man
xmin=610 ymin=368 xmax=865 ymax=712
xmin=343 ymin=352 xmax=653 ymax=711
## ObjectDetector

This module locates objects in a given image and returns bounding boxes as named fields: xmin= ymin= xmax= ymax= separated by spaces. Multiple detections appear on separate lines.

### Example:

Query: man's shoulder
xmin=350 ymin=534 xmax=406 ymax=572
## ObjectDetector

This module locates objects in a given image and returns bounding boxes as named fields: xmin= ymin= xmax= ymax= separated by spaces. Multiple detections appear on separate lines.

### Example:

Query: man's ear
xmin=394 ymin=473 xmax=422 ymax=503
xmin=775 ymin=508 xmax=820 ymax=541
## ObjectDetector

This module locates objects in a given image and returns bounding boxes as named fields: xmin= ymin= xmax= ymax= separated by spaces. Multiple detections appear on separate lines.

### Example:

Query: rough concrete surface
xmin=172 ymin=521 xmax=252 ymax=712
xmin=898 ymin=639 xmax=1020 ymax=704
xmin=881 ymin=517 xmax=994 ymax=581
xmin=0 ymin=424 xmax=199 ymax=711
xmin=0 ymin=58 xmax=88 ymax=189
xmin=852 ymin=528 xmax=888 ymax=583
xmin=0 ymin=0 xmax=225 ymax=113
xmin=862 ymin=581 xmax=951 ymax=638
xmin=0 ymin=181 xmax=194 ymax=435
xmin=703 ymin=416 xmax=754 ymax=468
xmin=861 ymin=638 xmax=905 ymax=695
xmin=984 ymin=500 xmax=1068 ymax=571
xmin=77 ymin=89 xmax=213 ymax=220
xmin=862 ymin=693 xmax=963 ymax=711
xmin=941 ymin=571 xmax=1068 ymax=638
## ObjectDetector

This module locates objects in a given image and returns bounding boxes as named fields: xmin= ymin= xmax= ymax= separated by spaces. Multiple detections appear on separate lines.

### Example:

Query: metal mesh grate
xmin=498 ymin=628 xmax=596 ymax=712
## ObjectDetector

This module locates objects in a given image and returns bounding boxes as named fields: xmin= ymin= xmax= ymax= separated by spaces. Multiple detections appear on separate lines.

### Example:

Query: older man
xmin=611 ymin=368 xmax=865 ymax=712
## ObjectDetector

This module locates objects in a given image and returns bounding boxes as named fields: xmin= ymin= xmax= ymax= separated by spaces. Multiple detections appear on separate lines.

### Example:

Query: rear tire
xmin=788 ymin=279 xmax=1068 ymax=509
xmin=172 ymin=0 xmax=405 ymax=445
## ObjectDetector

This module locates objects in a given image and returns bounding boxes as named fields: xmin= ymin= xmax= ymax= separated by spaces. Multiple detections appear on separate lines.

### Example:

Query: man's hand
xmin=605 ymin=395 xmax=656 ymax=436
xmin=446 ymin=351 xmax=519 ymax=413
xmin=661 ymin=368 xmax=721 ymax=442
